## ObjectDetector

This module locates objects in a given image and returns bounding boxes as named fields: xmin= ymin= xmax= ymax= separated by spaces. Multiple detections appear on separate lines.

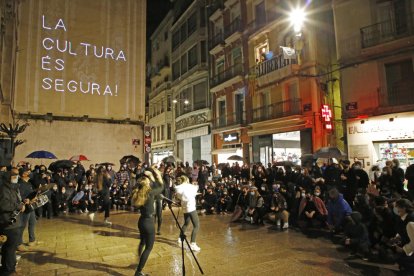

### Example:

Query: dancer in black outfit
xmin=133 ymin=167 xmax=164 ymax=276
xmin=96 ymin=167 xmax=112 ymax=226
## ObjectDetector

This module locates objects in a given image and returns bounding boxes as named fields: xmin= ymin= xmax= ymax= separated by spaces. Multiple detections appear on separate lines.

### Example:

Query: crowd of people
xmin=1 ymin=157 xmax=414 ymax=274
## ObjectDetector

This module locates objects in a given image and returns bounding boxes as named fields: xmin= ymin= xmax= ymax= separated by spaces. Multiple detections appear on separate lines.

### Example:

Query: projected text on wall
xmin=40 ymin=15 xmax=126 ymax=97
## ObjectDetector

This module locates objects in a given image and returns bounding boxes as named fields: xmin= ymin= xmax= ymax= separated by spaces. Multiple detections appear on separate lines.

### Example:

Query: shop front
xmin=151 ymin=148 xmax=173 ymax=164
xmin=251 ymin=129 xmax=313 ymax=165
xmin=211 ymin=131 xmax=247 ymax=164
xmin=347 ymin=112 xmax=414 ymax=170
xmin=176 ymin=125 xmax=211 ymax=166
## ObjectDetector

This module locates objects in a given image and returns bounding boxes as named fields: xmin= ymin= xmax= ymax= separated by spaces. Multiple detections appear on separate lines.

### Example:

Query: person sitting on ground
xmin=298 ymin=190 xmax=328 ymax=229
xmin=343 ymin=211 xmax=371 ymax=260
xmin=327 ymin=188 xmax=352 ymax=233
xmin=270 ymin=185 xmax=289 ymax=229
xmin=247 ymin=187 xmax=265 ymax=225
xmin=217 ymin=189 xmax=232 ymax=214
xmin=200 ymin=187 xmax=217 ymax=214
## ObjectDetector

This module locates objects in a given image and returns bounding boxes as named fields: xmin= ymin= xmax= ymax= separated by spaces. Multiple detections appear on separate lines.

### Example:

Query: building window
xmin=180 ymin=22 xmax=188 ymax=43
xmin=172 ymin=30 xmax=180 ymax=50
xmin=157 ymin=126 xmax=161 ymax=142
xmin=188 ymin=45 xmax=198 ymax=69
xmin=200 ymin=41 xmax=207 ymax=63
xmin=200 ymin=7 xmax=206 ymax=27
xmin=172 ymin=60 xmax=180 ymax=80
xmin=232 ymin=47 xmax=242 ymax=65
xmin=167 ymin=95 xmax=172 ymax=111
xmin=193 ymin=82 xmax=207 ymax=110
xmin=167 ymin=123 xmax=172 ymax=140
xmin=385 ymin=59 xmax=414 ymax=106
xmin=161 ymin=125 xmax=165 ymax=140
xmin=188 ymin=12 xmax=197 ymax=36
xmin=164 ymin=31 xmax=168 ymax=41
xmin=181 ymin=54 xmax=188 ymax=75
xmin=152 ymin=128 xmax=156 ymax=142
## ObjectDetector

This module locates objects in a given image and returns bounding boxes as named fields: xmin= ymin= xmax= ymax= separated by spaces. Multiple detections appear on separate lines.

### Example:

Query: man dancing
xmin=175 ymin=175 xmax=201 ymax=252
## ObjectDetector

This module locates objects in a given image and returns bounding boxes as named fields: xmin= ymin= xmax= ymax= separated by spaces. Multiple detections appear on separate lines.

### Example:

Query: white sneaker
xmin=88 ymin=213 xmax=95 ymax=222
xmin=85 ymin=208 xmax=89 ymax=213
xmin=104 ymin=219 xmax=112 ymax=226
xmin=177 ymin=238 xmax=182 ymax=244
xmin=16 ymin=254 xmax=21 ymax=263
xmin=190 ymin=242 xmax=201 ymax=252
xmin=283 ymin=222 xmax=289 ymax=229
xmin=276 ymin=220 xmax=281 ymax=226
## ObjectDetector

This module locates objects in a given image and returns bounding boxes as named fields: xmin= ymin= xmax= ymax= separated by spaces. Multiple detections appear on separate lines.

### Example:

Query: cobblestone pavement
xmin=16 ymin=209 xmax=397 ymax=276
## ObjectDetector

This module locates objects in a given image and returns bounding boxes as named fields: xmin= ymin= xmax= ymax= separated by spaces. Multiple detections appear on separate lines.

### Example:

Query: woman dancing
xmin=133 ymin=167 xmax=164 ymax=276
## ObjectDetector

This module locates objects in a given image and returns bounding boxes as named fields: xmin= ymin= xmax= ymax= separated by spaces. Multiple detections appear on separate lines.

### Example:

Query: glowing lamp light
xmin=289 ymin=8 xmax=306 ymax=33
xmin=321 ymin=104 xmax=333 ymax=130
xmin=184 ymin=99 xmax=189 ymax=105
xmin=172 ymin=99 xmax=178 ymax=104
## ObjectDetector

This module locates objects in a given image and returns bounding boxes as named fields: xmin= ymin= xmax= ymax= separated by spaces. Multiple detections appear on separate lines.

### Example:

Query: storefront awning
xmin=211 ymin=148 xmax=241 ymax=155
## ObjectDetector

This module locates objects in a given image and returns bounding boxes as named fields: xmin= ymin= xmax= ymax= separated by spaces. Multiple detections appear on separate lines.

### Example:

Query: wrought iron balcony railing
xmin=209 ymin=31 xmax=224 ymax=49
xmin=386 ymin=80 xmax=414 ymax=106
xmin=251 ymin=53 xmax=297 ymax=78
xmin=246 ymin=11 xmax=279 ymax=35
xmin=252 ymin=98 xmax=302 ymax=122
xmin=212 ymin=111 xmax=246 ymax=129
xmin=211 ymin=63 xmax=243 ymax=88
xmin=361 ymin=13 xmax=414 ymax=48
xmin=224 ymin=17 xmax=242 ymax=39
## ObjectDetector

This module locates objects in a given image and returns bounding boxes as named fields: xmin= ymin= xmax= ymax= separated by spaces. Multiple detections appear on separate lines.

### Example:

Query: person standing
xmin=132 ymin=168 xmax=164 ymax=276
xmin=175 ymin=175 xmax=201 ymax=252
xmin=405 ymin=163 xmax=414 ymax=200
xmin=17 ymin=168 xmax=38 ymax=251
xmin=0 ymin=168 xmax=25 ymax=275
xmin=96 ymin=167 xmax=112 ymax=226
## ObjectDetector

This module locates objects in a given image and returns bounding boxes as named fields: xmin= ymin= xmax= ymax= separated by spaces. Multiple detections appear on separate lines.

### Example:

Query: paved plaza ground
xmin=16 ymin=209 xmax=399 ymax=276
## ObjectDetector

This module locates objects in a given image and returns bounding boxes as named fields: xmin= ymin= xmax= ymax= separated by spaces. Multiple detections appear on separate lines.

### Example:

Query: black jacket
xmin=0 ymin=172 xmax=22 ymax=229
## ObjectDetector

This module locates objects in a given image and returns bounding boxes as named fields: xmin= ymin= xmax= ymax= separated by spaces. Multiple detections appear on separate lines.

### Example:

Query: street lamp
xmin=172 ymin=99 xmax=189 ymax=105
xmin=289 ymin=7 xmax=306 ymax=35
xmin=288 ymin=7 xmax=307 ymax=65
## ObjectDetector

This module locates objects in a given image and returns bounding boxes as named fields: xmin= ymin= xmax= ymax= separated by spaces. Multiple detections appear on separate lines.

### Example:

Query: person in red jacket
xmin=298 ymin=190 xmax=328 ymax=229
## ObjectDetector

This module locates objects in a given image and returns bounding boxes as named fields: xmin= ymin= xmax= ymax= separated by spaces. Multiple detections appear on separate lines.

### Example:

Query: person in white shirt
xmin=175 ymin=175 xmax=201 ymax=252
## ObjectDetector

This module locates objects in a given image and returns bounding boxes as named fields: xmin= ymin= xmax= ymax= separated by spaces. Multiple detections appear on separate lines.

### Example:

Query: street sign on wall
xmin=144 ymin=126 xmax=151 ymax=153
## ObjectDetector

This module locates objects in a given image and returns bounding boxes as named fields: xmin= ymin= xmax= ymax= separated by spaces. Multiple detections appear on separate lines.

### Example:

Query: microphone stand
xmin=165 ymin=201 xmax=204 ymax=276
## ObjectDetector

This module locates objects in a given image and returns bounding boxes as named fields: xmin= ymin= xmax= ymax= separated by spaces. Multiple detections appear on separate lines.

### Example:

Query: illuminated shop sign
xmin=321 ymin=105 xmax=333 ymax=130
xmin=223 ymin=133 xmax=239 ymax=142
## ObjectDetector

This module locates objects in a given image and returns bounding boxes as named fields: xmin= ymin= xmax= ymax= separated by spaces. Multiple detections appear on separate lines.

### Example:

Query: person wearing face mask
xmin=0 ymin=168 xmax=25 ymax=275
xmin=327 ymin=188 xmax=352 ymax=233
xmin=340 ymin=160 xmax=357 ymax=208
xmin=270 ymin=185 xmax=289 ymax=229
xmin=74 ymin=161 xmax=85 ymax=186
xmin=51 ymin=183 xmax=62 ymax=217
xmin=379 ymin=166 xmax=393 ymax=197
xmin=200 ymin=187 xmax=217 ymax=215
xmin=390 ymin=199 xmax=414 ymax=273
xmin=298 ymin=190 xmax=328 ymax=229
xmin=246 ymin=187 xmax=265 ymax=225
xmin=116 ymin=164 xmax=130 ymax=189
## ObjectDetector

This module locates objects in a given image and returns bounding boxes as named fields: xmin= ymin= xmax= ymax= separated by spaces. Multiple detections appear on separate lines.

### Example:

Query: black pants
xmin=0 ymin=227 xmax=21 ymax=275
xmin=181 ymin=210 xmax=200 ymax=243
xmin=102 ymin=197 xmax=111 ymax=219
xmin=136 ymin=216 xmax=155 ymax=274
xmin=154 ymin=199 xmax=162 ymax=232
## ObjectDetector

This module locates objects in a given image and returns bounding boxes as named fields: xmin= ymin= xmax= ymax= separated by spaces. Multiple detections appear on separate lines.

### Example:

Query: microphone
xmin=160 ymin=195 xmax=179 ymax=206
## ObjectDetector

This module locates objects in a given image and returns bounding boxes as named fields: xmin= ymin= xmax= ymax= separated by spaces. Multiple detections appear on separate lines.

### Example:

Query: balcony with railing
xmin=251 ymin=53 xmax=297 ymax=82
xmin=209 ymin=31 xmax=224 ymax=50
xmin=224 ymin=16 xmax=242 ymax=39
xmin=361 ymin=13 xmax=414 ymax=48
xmin=212 ymin=111 xmax=246 ymax=129
xmin=211 ymin=63 xmax=243 ymax=88
xmin=252 ymin=98 xmax=302 ymax=122
xmin=208 ymin=0 xmax=224 ymax=17
xmin=384 ymin=80 xmax=414 ymax=107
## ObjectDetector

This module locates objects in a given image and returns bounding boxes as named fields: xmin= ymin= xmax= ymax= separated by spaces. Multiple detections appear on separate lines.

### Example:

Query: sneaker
xmin=276 ymin=220 xmax=281 ymax=227
xmin=16 ymin=255 xmax=21 ymax=263
xmin=177 ymin=238 xmax=182 ymax=244
xmin=85 ymin=208 xmax=89 ymax=213
xmin=88 ymin=213 xmax=95 ymax=222
xmin=17 ymin=245 xmax=28 ymax=252
xmin=190 ymin=242 xmax=201 ymax=252
xmin=282 ymin=222 xmax=289 ymax=229
xmin=104 ymin=219 xmax=112 ymax=226
xmin=27 ymin=241 xmax=39 ymax=247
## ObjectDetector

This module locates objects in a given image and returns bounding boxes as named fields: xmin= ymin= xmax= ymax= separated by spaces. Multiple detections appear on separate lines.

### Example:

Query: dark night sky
xmin=147 ymin=0 xmax=172 ymax=37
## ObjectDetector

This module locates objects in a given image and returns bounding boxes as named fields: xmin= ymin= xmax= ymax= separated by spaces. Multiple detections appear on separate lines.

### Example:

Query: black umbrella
xmin=227 ymin=155 xmax=243 ymax=161
xmin=217 ymin=163 xmax=228 ymax=170
xmin=48 ymin=160 xmax=75 ymax=171
xmin=194 ymin=160 xmax=209 ymax=166
xmin=120 ymin=155 xmax=141 ymax=168
xmin=314 ymin=147 xmax=346 ymax=160
xmin=162 ymin=156 xmax=181 ymax=164
xmin=98 ymin=162 xmax=115 ymax=168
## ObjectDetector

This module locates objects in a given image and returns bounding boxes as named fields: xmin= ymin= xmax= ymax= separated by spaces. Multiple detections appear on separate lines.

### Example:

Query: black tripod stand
xmin=165 ymin=202 xmax=204 ymax=276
